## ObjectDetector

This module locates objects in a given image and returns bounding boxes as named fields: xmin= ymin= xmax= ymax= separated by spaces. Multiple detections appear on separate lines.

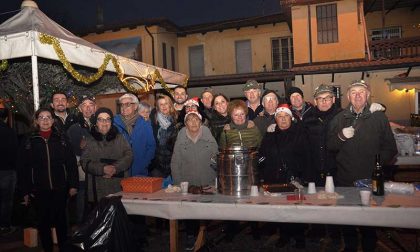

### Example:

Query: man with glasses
xmin=327 ymin=80 xmax=397 ymax=252
xmin=67 ymin=94 xmax=97 ymax=224
xmin=243 ymin=79 xmax=264 ymax=120
xmin=114 ymin=93 xmax=156 ymax=177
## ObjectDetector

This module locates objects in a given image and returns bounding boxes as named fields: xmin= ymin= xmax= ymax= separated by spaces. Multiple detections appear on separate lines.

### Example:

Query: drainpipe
xmin=145 ymin=26 xmax=155 ymax=65
xmin=307 ymin=5 xmax=313 ymax=64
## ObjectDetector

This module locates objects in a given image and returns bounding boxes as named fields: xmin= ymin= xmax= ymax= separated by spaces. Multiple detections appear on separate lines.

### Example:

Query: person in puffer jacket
xmin=17 ymin=107 xmax=78 ymax=252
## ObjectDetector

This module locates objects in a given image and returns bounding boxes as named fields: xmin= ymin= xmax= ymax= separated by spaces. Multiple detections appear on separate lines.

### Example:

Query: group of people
xmin=0 ymin=78 xmax=398 ymax=251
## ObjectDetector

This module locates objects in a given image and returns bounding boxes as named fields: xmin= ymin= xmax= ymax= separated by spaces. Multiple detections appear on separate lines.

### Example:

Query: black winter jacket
xmin=259 ymin=122 xmax=311 ymax=184
xmin=327 ymin=106 xmax=398 ymax=186
xmin=18 ymin=129 xmax=78 ymax=195
xmin=208 ymin=111 xmax=230 ymax=145
xmin=304 ymin=105 xmax=342 ymax=185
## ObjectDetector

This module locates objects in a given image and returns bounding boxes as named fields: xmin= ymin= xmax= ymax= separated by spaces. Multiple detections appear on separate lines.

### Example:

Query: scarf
xmin=122 ymin=114 xmax=139 ymax=135
xmin=229 ymin=119 xmax=249 ymax=131
xmin=39 ymin=129 xmax=52 ymax=139
xmin=157 ymin=112 xmax=173 ymax=130
xmin=186 ymin=126 xmax=203 ymax=144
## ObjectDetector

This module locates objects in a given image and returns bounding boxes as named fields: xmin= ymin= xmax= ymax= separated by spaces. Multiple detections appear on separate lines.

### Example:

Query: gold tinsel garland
xmin=39 ymin=33 xmax=180 ymax=94
xmin=0 ymin=60 xmax=8 ymax=71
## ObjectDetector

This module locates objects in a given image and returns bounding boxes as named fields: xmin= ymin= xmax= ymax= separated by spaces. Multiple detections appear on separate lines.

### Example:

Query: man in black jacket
xmin=327 ymin=80 xmax=397 ymax=252
xmin=50 ymin=91 xmax=77 ymax=133
xmin=304 ymin=84 xmax=342 ymax=185
xmin=0 ymin=104 xmax=18 ymax=235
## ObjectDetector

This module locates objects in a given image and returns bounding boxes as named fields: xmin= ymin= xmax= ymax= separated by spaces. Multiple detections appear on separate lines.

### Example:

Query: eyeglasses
xmin=186 ymin=117 xmax=201 ymax=123
xmin=315 ymin=96 xmax=333 ymax=102
xmin=97 ymin=118 xmax=112 ymax=123
xmin=263 ymin=96 xmax=278 ymax=102
xmin=119 ymin=102 xmax=136 ymax=108
xmin=38 ymin=116 xmax=52 ymax=121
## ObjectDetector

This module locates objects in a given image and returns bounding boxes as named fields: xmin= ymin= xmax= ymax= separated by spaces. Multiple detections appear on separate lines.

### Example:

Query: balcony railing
xmin=369 ymin=36 xmax=420 ymax=60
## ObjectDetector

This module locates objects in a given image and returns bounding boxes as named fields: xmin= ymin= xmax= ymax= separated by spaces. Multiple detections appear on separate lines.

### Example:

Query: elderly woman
xmin=170 ymin=111 xmax=218 ymax=250
xmin=81 ymin=108 xmax=133 ymax=202
xmin=18 ymin=108 xmax=78 ymax=252
xmin=149 ymin=94 xmax=179 ymax=179
xmin=138 ymin=101 xmax=152 ymax=121
xmin=208 ymin=93 xmax=230 ymax=145
xmin=259 ymin=104 xmax=311 ymax=249
xmin=171 ymin=111 xmax=218 ymax=186
xmin=219 ymin=99 xmax=262 ymax=149
xmin=114 ymin=93 xmax=155 ymax=176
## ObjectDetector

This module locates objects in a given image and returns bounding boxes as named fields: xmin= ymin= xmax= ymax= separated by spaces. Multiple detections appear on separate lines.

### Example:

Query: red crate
xmin=121 ymin=177 xmax=163 ymax=193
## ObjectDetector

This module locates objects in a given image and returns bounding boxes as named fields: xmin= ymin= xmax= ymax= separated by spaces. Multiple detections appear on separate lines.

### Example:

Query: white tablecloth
xmin=116 ymin=187 xmax=420 ymax=229
xmin=395 ymin=155 xmax=420 ymax=165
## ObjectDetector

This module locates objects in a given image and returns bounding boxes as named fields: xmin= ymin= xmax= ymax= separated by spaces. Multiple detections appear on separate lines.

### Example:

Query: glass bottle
xmin=372 ymin=154 xmax=384 ymax=196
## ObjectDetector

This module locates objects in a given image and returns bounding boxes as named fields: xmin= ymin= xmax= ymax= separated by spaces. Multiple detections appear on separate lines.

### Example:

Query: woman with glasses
xmin=113 ymin=93 xmax=156 ymax=177
xmin=17 ymin=108 xmax=78 ymax=252
xmin=80 ymin=107 xmax=132 ymax=203
xmin=219 ymin=99 xmax=262 ymax=149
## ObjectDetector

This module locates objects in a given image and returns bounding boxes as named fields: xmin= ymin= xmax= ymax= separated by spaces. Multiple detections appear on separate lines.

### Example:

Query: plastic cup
xmin=325 ymin=176 xmax=335 ymax=193
xmin=307 ymin=182 xmax=316 ymax=194
xmin=180 ymin=182 xmax=189 ymax=194
xmin=250 ymin=185 xmax=259 ymax=196
xmin=360 ymin=190 xmax=371 ymax=206
xmin=294 ymin=188 xmax=304 ymax=203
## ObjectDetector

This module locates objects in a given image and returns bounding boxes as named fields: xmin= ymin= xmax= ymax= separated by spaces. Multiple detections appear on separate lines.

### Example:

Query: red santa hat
xmin=184 ymin=97 xmax=200 ymax=107
xmin=274 ymin=104 xmax=293 ymax=118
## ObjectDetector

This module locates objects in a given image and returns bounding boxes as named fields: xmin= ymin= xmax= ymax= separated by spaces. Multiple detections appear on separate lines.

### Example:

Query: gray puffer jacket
xmin=171 ymin=126 xmax=218 ymax=186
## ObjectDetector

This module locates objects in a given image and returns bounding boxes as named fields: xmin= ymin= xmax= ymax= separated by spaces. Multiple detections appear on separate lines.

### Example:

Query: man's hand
xmin=69 ymin=188 xmax=78 ymax=197
xmin=369 ymin=103 xmax=385 ymax=113
xmin=341 ymin=126 xmax=355 ymax=140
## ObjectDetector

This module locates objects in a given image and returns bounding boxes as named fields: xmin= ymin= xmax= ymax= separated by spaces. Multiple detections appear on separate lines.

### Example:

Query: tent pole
xmin=31 ymin=31 xmax=40 ymax=111
xmin=31 ymin=55 xmax=39 ymax=111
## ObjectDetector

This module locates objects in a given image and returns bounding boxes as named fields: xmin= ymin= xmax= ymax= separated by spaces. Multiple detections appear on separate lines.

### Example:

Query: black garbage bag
xmin=70 ymin=196 xmax=137 ymax=252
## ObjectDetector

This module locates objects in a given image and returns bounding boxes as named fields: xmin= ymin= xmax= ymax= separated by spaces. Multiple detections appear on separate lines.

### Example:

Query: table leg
xmin=170 ymin=219 xmax=179 ymax=252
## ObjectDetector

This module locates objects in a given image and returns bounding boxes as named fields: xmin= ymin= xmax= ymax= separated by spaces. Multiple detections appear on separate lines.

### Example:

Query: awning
xmin=385 ymin=76 xmax=420 ymax=91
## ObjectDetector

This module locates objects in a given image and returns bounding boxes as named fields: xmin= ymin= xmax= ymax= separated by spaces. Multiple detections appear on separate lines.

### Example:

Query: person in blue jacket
xmin=114 ymin=93 xmax=156 ymax=176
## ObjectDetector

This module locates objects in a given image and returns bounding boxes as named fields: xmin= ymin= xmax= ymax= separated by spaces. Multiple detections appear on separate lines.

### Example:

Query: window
xmin=171 ymin=46 xmax=176 ymax=71
xmin=316 ymin=4 xmax=338 ymax=44
xmin=189 ymin=45 xmax=204 ymax=77
xmin=235 ymin=40 xmax=252 ymax=73
xmin=162 ymin=43 xmax=167 ymax=69
xmin=371 ymin=26 xmax=402 ymax=58
xmin=371 ymin=27 xmax=401 ymax=41
xmin=272 ymin=37 xmax=294 ymax=70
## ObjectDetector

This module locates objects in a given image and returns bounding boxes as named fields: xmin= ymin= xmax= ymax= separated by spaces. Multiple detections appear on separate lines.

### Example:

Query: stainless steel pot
xmin=217 ymin=145 xmax=258 ymax=196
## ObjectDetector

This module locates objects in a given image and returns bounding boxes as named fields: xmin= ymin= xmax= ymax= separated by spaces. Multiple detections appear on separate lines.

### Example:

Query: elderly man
xmin=114 ymin=93 xmax=156 ymax=177
xmin=253 ymin=90 xmax=280 ymax=136
xmin=286 ymin=86 xmax=314 ymax=122
xmin=50 ymin=91 xmax=77 ymax=132
xmin=327 ymin=80 xmax=397 ymax=252
xmin=67 ymin=94 xmax=97 ymax=224
xmin=243 ymin=79 xmax=264 ymax=120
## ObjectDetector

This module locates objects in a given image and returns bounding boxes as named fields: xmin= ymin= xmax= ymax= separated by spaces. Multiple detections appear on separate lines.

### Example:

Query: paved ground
xmin=1 ymin=219 xmax=419 ymax=252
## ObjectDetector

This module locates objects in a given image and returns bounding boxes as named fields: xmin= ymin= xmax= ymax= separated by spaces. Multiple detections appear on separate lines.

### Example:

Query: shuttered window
xmin=189 ymin=45 xmax=204 ymax=77
xmin=235 ymin=40 xmax=252 ymax=73
xmin=316 ymin=4 xmax=338 ymax=44
xmin=272 ymin=37 xmax=294 ymax=70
